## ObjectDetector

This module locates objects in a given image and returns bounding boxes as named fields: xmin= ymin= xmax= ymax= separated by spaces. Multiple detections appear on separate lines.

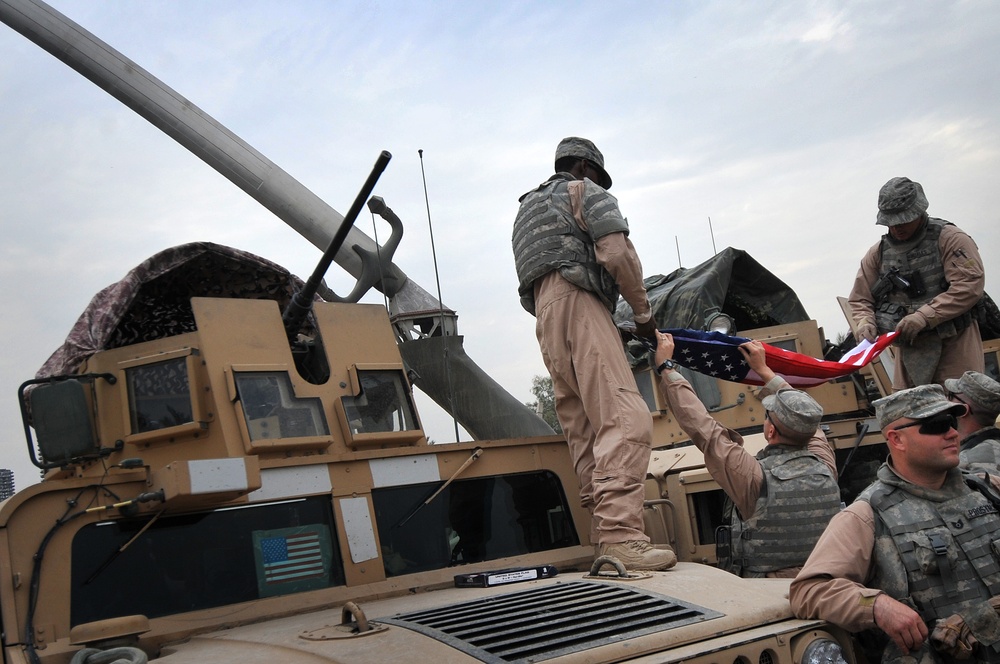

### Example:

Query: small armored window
xmin=341 ymin=369 xmax=418 ymax=435
xmin=126 ymin=357 xmax=193 ymax=434
xmin=984 ymin=349 xmax=999 ymax=383
xmin=235 ymin=372 xmax=329 ymax=442
xmin=768 ymin=337 xmax=799 ymax=353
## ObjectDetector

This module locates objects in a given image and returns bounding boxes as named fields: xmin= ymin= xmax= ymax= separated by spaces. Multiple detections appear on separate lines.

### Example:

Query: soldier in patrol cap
xmin=847 ymin=176 xmax=986 ymax=389
xmin=945 ymin=371 xmax=1000 ymax=474
xmin=792 ymin=384 xmax=1000 ymax=663
xmin=653 ymin=332 xmax=840 ymax=578
xmin=511 ymin=137 xmax=673 ymax=571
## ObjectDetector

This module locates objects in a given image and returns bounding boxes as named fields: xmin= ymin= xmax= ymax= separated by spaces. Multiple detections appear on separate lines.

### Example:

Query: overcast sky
xmin=2 ymin=1 xmax=998 ymax=488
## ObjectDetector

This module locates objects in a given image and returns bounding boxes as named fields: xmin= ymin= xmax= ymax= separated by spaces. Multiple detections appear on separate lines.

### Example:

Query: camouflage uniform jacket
xmin=791 ymin=463 xmax=1000 ymax=663
xmin=860 ymin=465 xmax=1000 ymax=661
xmin=961 ymin=427 xmax=1000 ymax=476
xmin=513 ymin=173 xmax=630 ymax=316
xmin=729 ymin=444 xmax=841 ymax=577
xmin=874 ymin=219 xmax=973 ymax=336
xmin=849 ymin=218 xmax=985 ymax=338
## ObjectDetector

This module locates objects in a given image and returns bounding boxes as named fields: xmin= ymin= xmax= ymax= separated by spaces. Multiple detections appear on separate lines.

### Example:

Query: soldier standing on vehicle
xmin=790 ymin=384 xmax=1000 ymax=663
xmin=512 ymin=137 xmax=675 ymax=571
xmin=848 ymin=176 xmax=986 ymax=390
xmin=945 ymin=370 xmax=1000 ymax=475
xmin=652 ymin=332 xmax=840 ymax=577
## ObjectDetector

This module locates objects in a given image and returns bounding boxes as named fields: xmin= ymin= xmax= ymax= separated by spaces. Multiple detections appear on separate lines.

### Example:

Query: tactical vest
xmin=727 ymin=446 xmax=841 ymax=577
xmin=875 ymin=217 xmax=972 ymax=336
xmin=512 ymin=174 xmax=628 ymax=316
xmin=859 ymin=465 xmax=1000 ymax=661
xmin=960 ymin=427 xmax=1000 ymax=474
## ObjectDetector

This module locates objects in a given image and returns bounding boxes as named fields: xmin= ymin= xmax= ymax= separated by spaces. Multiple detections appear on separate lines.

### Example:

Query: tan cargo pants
xmin=534 ymin=272 xmax=653 ymax=545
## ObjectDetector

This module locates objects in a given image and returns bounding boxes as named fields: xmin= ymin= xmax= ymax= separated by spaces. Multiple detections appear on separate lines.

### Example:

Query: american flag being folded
xmin=664 ymin=328 xmax=898 ymax=388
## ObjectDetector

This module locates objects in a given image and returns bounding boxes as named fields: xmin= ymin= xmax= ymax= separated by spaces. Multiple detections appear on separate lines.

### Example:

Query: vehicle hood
xmin=158 ymin=564 xmax=800 ymax=663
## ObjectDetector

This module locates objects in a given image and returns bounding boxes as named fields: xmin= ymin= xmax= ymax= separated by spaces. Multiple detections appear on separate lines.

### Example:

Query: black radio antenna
xmin=418 ymin=149 xmax=460 ymax=443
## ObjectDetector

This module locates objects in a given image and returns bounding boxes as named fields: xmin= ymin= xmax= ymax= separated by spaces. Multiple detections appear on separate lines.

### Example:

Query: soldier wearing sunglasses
xmin=790 ymin=384 xmax=1000 ymax=663
xmin=944 ymin=371 xmax=1000 ymax=476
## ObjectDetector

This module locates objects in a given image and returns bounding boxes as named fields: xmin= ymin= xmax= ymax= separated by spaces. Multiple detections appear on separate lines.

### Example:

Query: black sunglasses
xmin=892 ymin=412 xmax=958 ymax=436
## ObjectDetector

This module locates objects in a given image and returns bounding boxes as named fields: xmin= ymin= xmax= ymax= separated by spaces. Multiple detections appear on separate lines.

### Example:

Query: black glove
xmin=634 ymin=318 xmax=657 ymax=339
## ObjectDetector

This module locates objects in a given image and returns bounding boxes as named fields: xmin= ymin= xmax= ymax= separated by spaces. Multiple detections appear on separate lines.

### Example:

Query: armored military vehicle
xmin=2 ymin=231 xmax=862 ymax=663
xmin=4 ymin=1 xmax=998 ymax=663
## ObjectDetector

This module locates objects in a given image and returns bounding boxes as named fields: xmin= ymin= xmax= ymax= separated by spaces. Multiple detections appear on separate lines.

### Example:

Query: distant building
xmin=0 ymin=469 xmax=14 ymax=501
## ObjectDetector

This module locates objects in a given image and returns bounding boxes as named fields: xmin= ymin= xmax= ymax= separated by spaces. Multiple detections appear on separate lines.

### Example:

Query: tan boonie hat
xmin=555 ymin=137 xmax=613 ymax=189
xmin=944 ymin=371 xmax=1000 ymax=418
xmin=873 ymin=384 xmax=967 ymax=430
xmin=877 ymin=176 xmax=929 ymax=227
xmin=762 ymin=388 xmax=823 ymax=438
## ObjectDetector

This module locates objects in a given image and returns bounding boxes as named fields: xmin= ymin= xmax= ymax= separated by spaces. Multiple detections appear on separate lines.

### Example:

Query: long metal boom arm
xmin=2 ymin=0 xmax=556 ymax=440
xmin=0 ymin=0 xmax=439 ymax=313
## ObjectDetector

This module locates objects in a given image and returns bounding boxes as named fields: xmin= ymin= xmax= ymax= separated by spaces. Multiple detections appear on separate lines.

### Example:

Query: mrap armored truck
xmin=2 ymin=239 xmax=866 ymax=664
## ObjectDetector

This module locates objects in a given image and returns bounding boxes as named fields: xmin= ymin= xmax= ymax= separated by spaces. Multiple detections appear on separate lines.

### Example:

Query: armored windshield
xmin=373 ymin=471 xmax=578 ymax=577
xmin=71 ymin=496 xmax=343 ymax=625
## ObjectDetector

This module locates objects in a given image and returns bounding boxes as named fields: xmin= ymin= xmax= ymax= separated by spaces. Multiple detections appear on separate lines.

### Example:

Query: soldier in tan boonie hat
xmin=944 ymin=371 xmax=1000 ymax=419
xmin=848 ymin=176 xmax=987 ymax=392
xmin=873 ymin=384 xmax=968 ymax=431
xmin=876 ymin=176 xmax=929 ymax=227
xmin=762 ymin=388 xmax=823 ymax=443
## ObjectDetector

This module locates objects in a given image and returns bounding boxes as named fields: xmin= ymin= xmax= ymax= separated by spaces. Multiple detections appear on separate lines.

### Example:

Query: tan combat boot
xmin=599 ymin=540 xmax=677 ymax=571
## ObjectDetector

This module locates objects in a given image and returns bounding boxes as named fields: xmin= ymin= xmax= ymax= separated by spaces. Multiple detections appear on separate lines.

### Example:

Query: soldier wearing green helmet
xmin=512 ymin=137 xmax=673 ymax=571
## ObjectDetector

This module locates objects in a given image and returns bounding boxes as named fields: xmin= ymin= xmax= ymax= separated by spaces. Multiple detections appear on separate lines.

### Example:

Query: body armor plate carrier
xmin=727 ymin=446 xmax=841 ymax=577
xmin=875 ymin=217 xmax=972 ymax=337
xmin=513 ymin=174 xmax=628 ymax=316
xmin=860 ymin=466 xmax=1000 ymax=662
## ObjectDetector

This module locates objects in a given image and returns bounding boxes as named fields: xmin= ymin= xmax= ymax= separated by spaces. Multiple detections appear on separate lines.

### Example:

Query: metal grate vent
xmin=380 ymin=580 xmax=723 ymax=663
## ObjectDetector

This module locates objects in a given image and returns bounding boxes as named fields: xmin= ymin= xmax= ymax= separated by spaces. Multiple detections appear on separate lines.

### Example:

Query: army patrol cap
xmin=944 ymin=371 xmax=1000 ymax=418
xmin=876 ymin=176 xmax=929 ymax=227
xmin=873 ymin=384 xmax=968 ymax=430
xmin=555 ymin=137 xmax=613 ymax=189
xmin=762 ymin=388 xmax=823 ymax=439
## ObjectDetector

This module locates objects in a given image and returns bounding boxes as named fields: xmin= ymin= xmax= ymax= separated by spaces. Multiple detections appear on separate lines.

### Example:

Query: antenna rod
xmin=675 ymin=236 xmax=682 ymax=269
xmin=418 ymin=149 xmax=461 ymax=443
xmin=708 ymin=216 xmax=717 ymax=255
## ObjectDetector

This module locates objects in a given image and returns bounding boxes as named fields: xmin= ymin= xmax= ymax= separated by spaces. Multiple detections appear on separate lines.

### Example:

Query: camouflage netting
xmin=614 ymin=247 xmax=810 ymax=332
xmin=37 ymin=242 xmax=315 ymax=379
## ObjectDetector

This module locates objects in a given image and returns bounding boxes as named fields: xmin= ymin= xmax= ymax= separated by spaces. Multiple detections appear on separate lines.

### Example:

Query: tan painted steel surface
xmin=0 ymin=296 xmax=866 ymax=663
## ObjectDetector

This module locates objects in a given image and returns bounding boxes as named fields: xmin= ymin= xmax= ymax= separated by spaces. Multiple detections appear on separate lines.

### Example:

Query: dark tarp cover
xmin=614 ymin=247 xmax=810 ymax=332
xmin=37 ymin=242 xmax=313 ymax=379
